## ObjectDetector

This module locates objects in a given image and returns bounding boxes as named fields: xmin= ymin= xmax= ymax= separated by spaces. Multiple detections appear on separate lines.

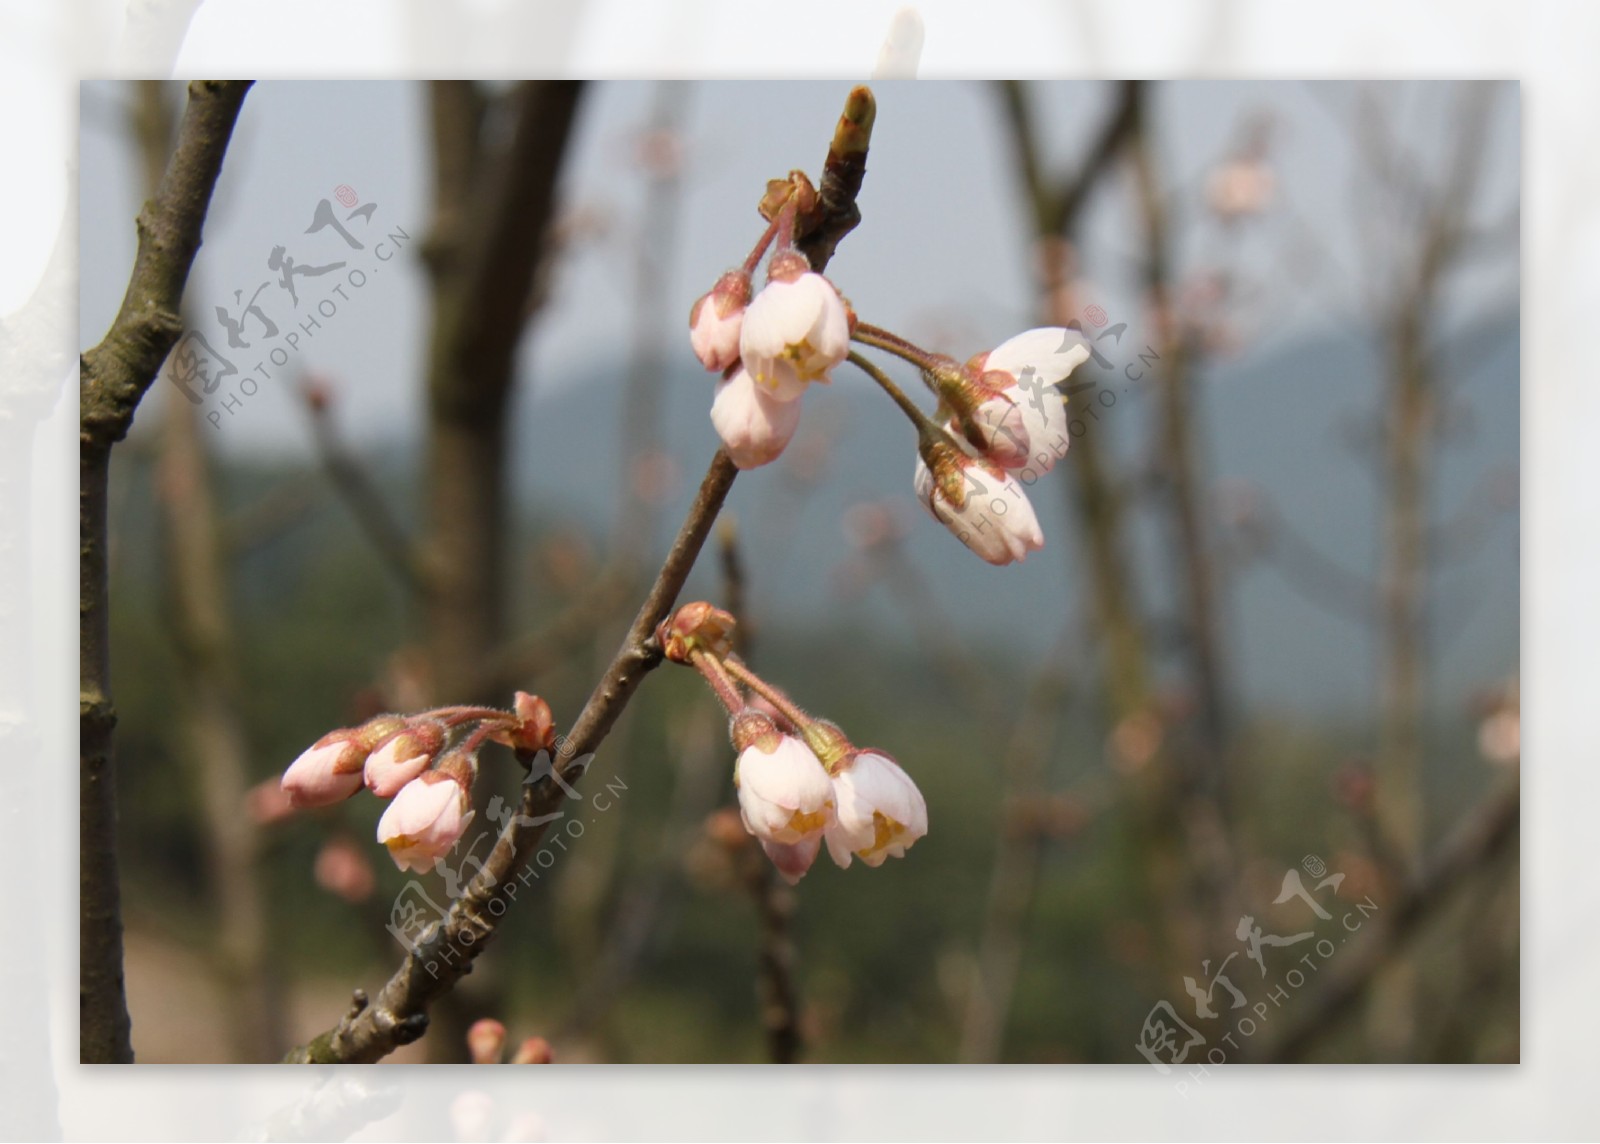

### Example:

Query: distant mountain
xmin=506 ymin=305 xmax=1519 ymax=716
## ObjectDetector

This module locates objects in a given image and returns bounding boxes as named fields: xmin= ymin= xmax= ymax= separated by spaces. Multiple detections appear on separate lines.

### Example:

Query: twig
xmin=136 ymin=79 xmax=283 ymax=1063
xmin=721 ymin=518 xmax=803 ymax=1062
xmin=958 ymin=632 xmax=1076 ymax=1061
xmin=303 ymin=383 xmax=428 ymax=594
xmin=80 ymin=78 xmax=252 ymax=1064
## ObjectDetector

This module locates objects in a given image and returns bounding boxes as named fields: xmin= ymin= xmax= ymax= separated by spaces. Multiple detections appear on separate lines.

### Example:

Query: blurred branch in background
xmin=959 ymin=634 xmax=1079 ymax=1062
xmin=136 ymin=81 xmax=284 ymax=1062
xmin=420 ymin=79 xmax=584 ymax=709
xmin=612 ymin=82 xmax=692 ymax=569
xmin=415 ymin=79 xmax=585 ymax=1060
xmin=80 ymin=78 xmax=252 ymax=1064
xmin=299 ymin=373 xmax=428 ymax=596
xmin=1249 ymin=781 xmax=1519 ymax=1062
xmin=720 ymin=518 xmax=804 ymax=1063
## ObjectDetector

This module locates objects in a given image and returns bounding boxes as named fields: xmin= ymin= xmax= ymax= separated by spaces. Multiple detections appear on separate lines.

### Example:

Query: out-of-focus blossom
xmin=246 ymin=777 xmax=297 ymax=826
xmin=467 ymin=1018 xmax=506 ymax=1065
xmin=510 ymin=1036 xmax=555 ymax=1064
xmin=1206 ymin=159 xmax=1275 ymax=218
xmin=313 ymin=835 xmax=376 ymax=903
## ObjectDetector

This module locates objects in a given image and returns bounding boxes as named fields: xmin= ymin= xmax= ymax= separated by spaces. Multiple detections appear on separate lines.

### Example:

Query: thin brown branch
xmin=137 ymin=79 xmax=283 ymax=1063
xmin=80 ymin=78 xmax=252 ymax=1065
xmin=303 ymin=384 xmax=428 ymax=595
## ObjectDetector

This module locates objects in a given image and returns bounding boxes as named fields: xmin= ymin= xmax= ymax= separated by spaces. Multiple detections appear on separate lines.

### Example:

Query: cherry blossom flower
xmin=914 ymin=437 xmax=1045 ymax=565
xmin=738 ymin=258 xmax=850 ymax=401
xmin=376 ymin=770 xmax=475 ymax=873
xmin=825 ymin=750 xmax=928 ymax=869
xmin=734 ymin=716 xmax=835 ymax=848
xmin=962 ymin=327 xmax=1091 ymax=478
xmin=710 ymin=366 xmax=803 ymax=469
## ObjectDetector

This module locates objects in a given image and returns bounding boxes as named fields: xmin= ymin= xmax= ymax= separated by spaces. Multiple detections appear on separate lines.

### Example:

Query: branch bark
xmin=136 ymin=79 xmax=283 ymax=1063
xmin=80 ymin=77 xmax=251 ymax=1064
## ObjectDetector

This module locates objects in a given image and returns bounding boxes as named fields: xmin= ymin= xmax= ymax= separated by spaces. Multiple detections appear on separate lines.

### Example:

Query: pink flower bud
xmin=688 ymin=270 xmax=751 ymax=372
xmin=467 ymin=1018 xmax=507 ymax=1064
xmin=761 ymin=835 xmax=822 ymax=885
xmin=510 ymin=1036 xmax=555 ymax=1064
xmin=364 ymin=721 xmax=446 ymax=797
xmin=825 ymin=750 xmax=927 ymax=869
xmin=376 ymin=770 xmax=475 ymax=873
xmin=914 ymin=438 xmax=1044 ymax=566
xmin=710 ymin=367 xmax=802 ymax=469
xmin=734 ymin=721 xmax=835 ymax=847
xmin=281 ymin=714 xmax=408 ymax=808
xmin=510 ymin=692 xmax=557 ymax=754
xmin=280 ymin=736 xmax=366 ymax=809
xmin=738 ymin=271 xmax=850 ymax=401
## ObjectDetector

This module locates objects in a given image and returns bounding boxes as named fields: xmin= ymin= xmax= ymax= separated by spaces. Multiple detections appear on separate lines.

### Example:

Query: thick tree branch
xmin=80 ymin=78 xmax=251 ymax=1064
xmin=287 ymin=87 xmax=875 ymax=1063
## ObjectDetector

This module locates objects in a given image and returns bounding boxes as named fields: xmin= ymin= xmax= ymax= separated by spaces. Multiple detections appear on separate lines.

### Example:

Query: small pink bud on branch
xmin=467 ymin=1018 xmax=507 ymax=1064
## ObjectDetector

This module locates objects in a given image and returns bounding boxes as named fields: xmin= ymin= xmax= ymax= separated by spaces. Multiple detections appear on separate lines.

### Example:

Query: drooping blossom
xmin=710 ymin=366 xmax=803 ymax=469
xmin=738 ymin=254 xmax=850 ymax=401
xmin=824 ymin=750 xmax=928 ymax=869
xmin=688 ymin=269 xmax=751 ymax=372
xmin=914 ymin=436 xmax=1045 ymax=566
xmin=958 ymin=327 xmax=1091 ymax=478
xmin=376 ymin=769 xmax=475 ymax=872
xmin=733 ymin=711 xmax=835 ymax=851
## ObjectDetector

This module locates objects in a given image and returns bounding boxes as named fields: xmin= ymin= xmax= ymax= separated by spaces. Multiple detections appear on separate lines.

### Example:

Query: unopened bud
xmin=467 ymin=1018 xmax=507 ymax=1064
xmin=510 ymin=1036 xmax=554 ymax=1064
xmin=657 ymin=601 xmax=738 ymax=662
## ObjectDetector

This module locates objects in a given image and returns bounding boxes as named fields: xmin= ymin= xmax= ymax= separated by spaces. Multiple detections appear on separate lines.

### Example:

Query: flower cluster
xmin=659 ymin=602 xmax=927 ymax=885
xmin=688 ymin=173 xmax=1091 ymax=565
xmin=279 ymin=691 xmax=557 ymax=873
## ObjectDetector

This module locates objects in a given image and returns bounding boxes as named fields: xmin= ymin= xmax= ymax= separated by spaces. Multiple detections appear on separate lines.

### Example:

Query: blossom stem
xmin=766 ymin=195 xmax=801 ymax=263
xmin=845 ymin=350 xmax=942 ymax=436
xmin=720 ymin=656 xmax=814 ymax=732
xmin=429 ymin=705 xmax=512 ymax=726
xmin=689 ymin=648 xmax=746 ymax=715
xmin=741 ymin=210 xmax=784 ymax=275
xmin=852 ymin=321 xmax=945 ymax=372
